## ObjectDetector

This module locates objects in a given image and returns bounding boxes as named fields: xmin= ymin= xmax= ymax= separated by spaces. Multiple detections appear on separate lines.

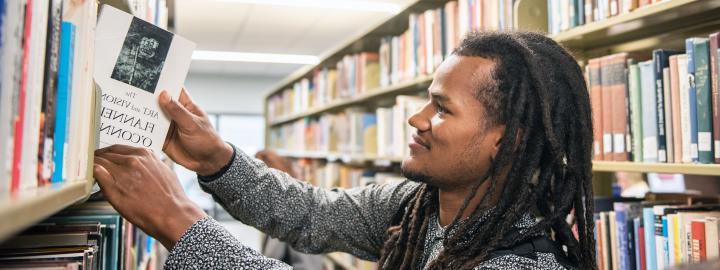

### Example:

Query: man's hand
xmin=94 ymin=145 xmax=206 ymax=249
xmin=160 ymin=89 xmax=234 ymax=176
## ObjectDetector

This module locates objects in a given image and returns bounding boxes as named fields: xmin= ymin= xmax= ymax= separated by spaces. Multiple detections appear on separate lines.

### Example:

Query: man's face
xmin=401 ymin=55 xmax=505 ymax=191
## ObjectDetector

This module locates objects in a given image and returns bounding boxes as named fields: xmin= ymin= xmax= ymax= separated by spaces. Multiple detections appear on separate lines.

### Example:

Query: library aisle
xmin=2 ymin=0 xmax=720 ymax=269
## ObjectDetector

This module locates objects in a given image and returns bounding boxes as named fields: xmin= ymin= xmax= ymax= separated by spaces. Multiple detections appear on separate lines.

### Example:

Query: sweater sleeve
xmin=164 ymin=216 xmax=291 ymax=270
xmin=198 ymin=145 xmax=420 ymax=261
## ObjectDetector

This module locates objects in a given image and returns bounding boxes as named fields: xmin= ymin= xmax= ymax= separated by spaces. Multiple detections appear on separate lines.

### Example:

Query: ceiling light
xmin=192 ymin=50 xmax=320 ymax=64
xmin=221 ymin=0 xmax=402 ymax=14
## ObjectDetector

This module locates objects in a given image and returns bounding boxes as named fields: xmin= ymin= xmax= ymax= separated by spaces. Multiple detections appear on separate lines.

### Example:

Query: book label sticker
xmin=698 ymin=132 xmax=711 ymax=151
xmin=643 ymin=137 xmax=658 ymax=160
xmin=614 ymin=133 xmax=625 ymax=153
xmin=603 ymin=133 xmax=613 ymax=154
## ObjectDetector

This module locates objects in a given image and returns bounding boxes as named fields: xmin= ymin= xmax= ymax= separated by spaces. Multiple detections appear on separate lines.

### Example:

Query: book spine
xmin=687 ymin=39 xmax=699 ymax=162
xmin=615 ymin=207 xmax=629 ymax=270
xmin=654 ymin=206 xmax=667 ymax=270
xmin=52 ymin=22 xmax=74 ymax=183
xmin=678 ymin=55 xmax=693 ymax=163
xmin=39 ymin=0 xmax=62 ymax=185
xmin=691 ymin=220 xmax=706 ymax=263
xmin=11 ymin=0 xmax=35 ymax=192
xmin=670 ymin=56 xmax=683 ymax=164
xmin=589 ymin=59 xmax=604 ymax=160
xmin=643 ymin=208 xmax=657 ymax=270
xmin=693 ymin=38 xmax=713 ymax=163
xmin=663 ymin=67 xmax=674 ymax=163
xmin=653 ymin=50 xmax=671 ymax=163
xmin=710 ymin=33 xmax=720 ymax=163
xmin=611 ymin=55 xmax=629 ymax=161
xmin=629 ymin=62 xmax=643 ymax=161
xmin=706 ymin=218 xmax=720 ymax=259
xmin=602 ymin=56 xmax=614 ymax=160
xmin=663 ymin=215 xmax=670 ymax=267
xmin=640 ymin=61 xmax=658 ymax=162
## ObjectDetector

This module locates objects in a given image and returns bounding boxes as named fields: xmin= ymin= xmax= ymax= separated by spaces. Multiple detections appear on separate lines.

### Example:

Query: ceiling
xmin=175 ymin=0 xmax=413 ymax=77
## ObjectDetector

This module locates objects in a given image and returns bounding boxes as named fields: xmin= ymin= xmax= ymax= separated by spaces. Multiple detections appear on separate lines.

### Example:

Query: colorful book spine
xmin=691 ymin=220 xmax=706 ymax=263
xmin=670 ymin=55 xmax=683 ymax=164
xmin=692 ymin=38 xmax=714 ymax=163
xmin=589 ymin=59 xmax=604 ymax=160
xmin=38 ymin=0 xmax=62 ymax=185
xmin=653 ymin=49 xmax=682 ymax=163
xmin=709 ymin=33 xmax=720 ymax=163
xmin=602 ymin=56 xmax=614 ymax=160
xmin=52 ymin=22 xmax=74 ymax=183
xmin=643 ymin=207 xmax=657 ymax=270
xmin=686 ymin=38 xmax=700 ymax=162
xmin=678 ymin=54 xmax=693 ymax=163
xmin=11 ymin=0 xmax=35 ymax=192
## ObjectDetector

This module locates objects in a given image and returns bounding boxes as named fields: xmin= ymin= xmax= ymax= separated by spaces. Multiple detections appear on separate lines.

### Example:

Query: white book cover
xmin=678 ymin=55 xmax=692 ymax=163
xmin=640 ymin=60 xmax=658 ymax=162
xmin=663 ymin=67 xmax=674 ymax=163
xmin=94 ymin=5 xmax=195 ymax=153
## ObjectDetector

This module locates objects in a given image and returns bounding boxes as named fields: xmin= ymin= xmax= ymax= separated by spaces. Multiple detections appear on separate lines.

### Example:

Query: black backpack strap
xmin=488 ymin=236 xmax=577 ymax=270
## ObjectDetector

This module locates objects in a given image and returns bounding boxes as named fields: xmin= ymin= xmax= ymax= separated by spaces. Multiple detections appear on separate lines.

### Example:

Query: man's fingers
xmin=94 ymin=156 xmax=123 ymax=175
xmin=159 ymin=91 xmax=196 ymax=129
xmin=97 ymin=152 xmax=139 ymax=166
xmin=93 ymin=163 xmax=114 ymax=188
xmin=178 ymin=88 xmax=202 ymax=115
xmin=96 ymin=144 xmax=146 ymax=156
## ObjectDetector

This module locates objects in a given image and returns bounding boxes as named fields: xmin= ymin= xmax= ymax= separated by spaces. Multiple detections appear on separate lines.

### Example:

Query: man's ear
xmin=489 ymin=125 xmax=506 ymax=160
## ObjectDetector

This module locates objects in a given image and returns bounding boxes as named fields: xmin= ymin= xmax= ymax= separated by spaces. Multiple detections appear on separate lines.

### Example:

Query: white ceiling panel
xmin=176 ymin=0 xmax=413 ymax=78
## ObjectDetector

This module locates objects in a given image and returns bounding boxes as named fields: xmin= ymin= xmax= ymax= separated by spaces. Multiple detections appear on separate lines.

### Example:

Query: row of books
xmin=589 ymin=33 xmax=720 ymax=164
xmin=0 ymin=201 xmax=168 ymax=270
xmin=267 ymin=0 xmax=517 ymax=121
xmin=0 ymin=0 xmax=168 ymax=195
xmin=269 ymin=95 xmax=426 ymax=159
xmin=292 ymin=158 xmax=404 ymax=190
xmin=548 ymin=0 xmax=667 ymax=35
xmin=594 ymin=195 xmax=720 ymax=270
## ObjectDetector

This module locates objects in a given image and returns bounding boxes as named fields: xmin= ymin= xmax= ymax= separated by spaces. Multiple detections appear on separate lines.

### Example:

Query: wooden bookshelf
xmin=593 ymin=161 xmax=720 ymax=176
xmin=269 ymin=75 xmax=432 ymax=126
xmin=0 ymin=87 xmax=100 ymax=243
xmin=551 ymin=0 xmax=720 ymax=51
xmin=0 ymin=180 xmax=93 ymax=242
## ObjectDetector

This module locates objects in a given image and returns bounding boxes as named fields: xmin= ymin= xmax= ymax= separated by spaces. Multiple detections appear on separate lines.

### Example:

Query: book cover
xmin=709 ymin=33 xmax=720 ymax=163
xmin=692 ymin=38 xmax=714 ymax=163
xmin=601 ymin=212 xmax=612 ymax=270
xmin=628 ymin=61 xmax=643 ymax=161
xmin=609 ymin=53 xmax=631 ymax=161
xmin=653 ymin=49 xmax=682 ymax=163
xmin=643 ymin=206 xmax=658 ymax=270
xmin=686 ymin=38 xmax=700 ymax=162
xmin=654 ymin=205 xmax=670 ymax=269
xmin=640 ymin=60 xmax=658 ymax=162
xmin=12 ymin=0 xmax=36 ymax=191
xmin=691 ymin=219 xmax=706 ymax=262
xmin=669 ymin=55 xmax=683 ymax=164
xmin=38 ymin=0 xmax=62 ymax=185
xmin=634 ymin=217 xmax=643 ymax=270
xmin=596 ymin=217 xmax=605 ymax=270
xmin=52 ymin=22 xmax=75 ymax=183
xmin=638 ymin=218 xmax=647 ymax=270
xmin=614 ymin=204 xmax=629 ymax=270
xmin=94 ymin=5 xmax=195 ymax=153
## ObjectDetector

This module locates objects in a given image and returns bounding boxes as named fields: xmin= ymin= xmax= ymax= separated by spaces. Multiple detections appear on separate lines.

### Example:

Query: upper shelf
xmin=552 ymin=0 xmax=720 ymax=52
xmin=269 ymin=75 xmax=432 ymax=126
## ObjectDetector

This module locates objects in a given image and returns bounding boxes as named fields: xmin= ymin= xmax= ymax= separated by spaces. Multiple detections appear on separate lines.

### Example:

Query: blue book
xmin=643 ymin=207 xmax=657 ymax=270
xmin=52 ymin=22 xmax=75 ymax=183
xmin=662 ymin=216 xmax=670 ymax=267
xmin=577 ymin=0 xmax=585 ymax=26
xmin=686 ymin=38 xmax=700 ymax=162
xmin=614 ymin=204 xmax=629 ymax=270
xmin=640 ymin=60 xmax=658 ymax=162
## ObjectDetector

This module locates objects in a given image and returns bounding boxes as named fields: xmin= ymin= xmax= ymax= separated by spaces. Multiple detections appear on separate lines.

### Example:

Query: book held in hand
xmin=94 ymin=5 xmax=195 ymax=153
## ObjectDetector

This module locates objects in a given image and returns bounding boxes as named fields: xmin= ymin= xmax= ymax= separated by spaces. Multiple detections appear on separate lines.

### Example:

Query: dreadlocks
xmin=377 ymin=31 xmax=596 ymax=270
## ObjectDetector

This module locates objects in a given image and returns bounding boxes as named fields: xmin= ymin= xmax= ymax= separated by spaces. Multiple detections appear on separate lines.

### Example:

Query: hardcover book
xmin=94 ymin=5 xmax=195 ymax=153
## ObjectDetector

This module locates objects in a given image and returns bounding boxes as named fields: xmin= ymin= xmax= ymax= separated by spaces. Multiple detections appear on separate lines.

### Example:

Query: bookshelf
xmin=262 ymin=0 xmax=720 ymax=269
xmin=0 ymin=88 xmax=100 ymax=243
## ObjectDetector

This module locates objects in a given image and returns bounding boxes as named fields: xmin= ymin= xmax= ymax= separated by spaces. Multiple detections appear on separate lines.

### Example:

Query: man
xmin=94 ymin=31 xmax=596 ymax=269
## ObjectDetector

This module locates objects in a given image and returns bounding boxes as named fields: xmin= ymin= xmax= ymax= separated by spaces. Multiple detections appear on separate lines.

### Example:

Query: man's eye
xmin=436 ymin=105 xmax=447 ymax=114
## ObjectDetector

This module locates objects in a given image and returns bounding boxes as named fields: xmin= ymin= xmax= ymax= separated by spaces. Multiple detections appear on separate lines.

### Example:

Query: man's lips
xmin=410 ymin=134 xmax=430 ymax=150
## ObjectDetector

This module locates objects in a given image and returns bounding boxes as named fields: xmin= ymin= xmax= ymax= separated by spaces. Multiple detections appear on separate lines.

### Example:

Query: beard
xmin=400 ymin=164 xmax=436 ymax=185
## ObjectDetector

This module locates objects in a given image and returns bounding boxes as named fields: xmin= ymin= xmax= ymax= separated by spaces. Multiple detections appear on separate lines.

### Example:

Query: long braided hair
xmin=377 ymin=31 xmax=596 ymax=270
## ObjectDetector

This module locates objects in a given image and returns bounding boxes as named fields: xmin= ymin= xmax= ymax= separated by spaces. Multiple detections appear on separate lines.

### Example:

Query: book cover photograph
xmin=94 ymin=5 xmax=195 ymax=153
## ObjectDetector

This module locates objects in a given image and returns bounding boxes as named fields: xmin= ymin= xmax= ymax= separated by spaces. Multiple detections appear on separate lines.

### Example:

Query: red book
xmin=639 ymin=225 xmax=646 ymax=270
xmin=596 ymin=219 xmax=605 ymax=270
xmin=11 ymin=0 xmax=35 ymax=192
xmin=709 ymin=32 xmax=720 ymax=163
xmin=692 ymin=219 xmax=707 ymax=262
xmin=416 ymin=13 xmax=426 ymax=76
xmin=601 ymin=55 xmax=614 ymax=160
xmin=588 ymin=58 xmax=604 ymax=160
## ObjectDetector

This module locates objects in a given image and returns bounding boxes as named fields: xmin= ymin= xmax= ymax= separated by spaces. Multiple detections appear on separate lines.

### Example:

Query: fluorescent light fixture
xmin=192 ymin=50 xmax=320 ymax=64
xmin=221 ymin=0 xmax=402 ymax=14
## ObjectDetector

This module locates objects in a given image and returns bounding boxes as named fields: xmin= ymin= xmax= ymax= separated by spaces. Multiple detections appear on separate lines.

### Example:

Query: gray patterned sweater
xmin=163 ymin=147 xmax=570 ymax=269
